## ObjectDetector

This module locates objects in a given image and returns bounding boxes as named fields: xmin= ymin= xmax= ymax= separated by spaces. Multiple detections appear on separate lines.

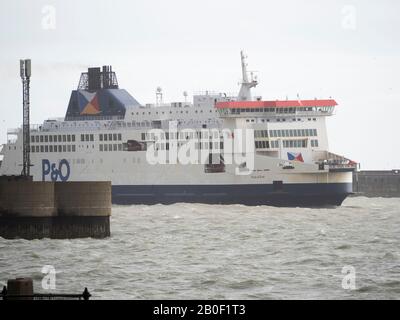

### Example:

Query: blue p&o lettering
xmin=42 ymin=159 xmax=70 ymax=182
xmin=42 ymin=159 xmax=51 ymax=181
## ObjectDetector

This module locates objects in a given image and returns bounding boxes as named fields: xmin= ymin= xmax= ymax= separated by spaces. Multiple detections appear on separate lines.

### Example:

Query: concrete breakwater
xmin=353 ymin=170 xmax=400 ymax=198
xmin=0 ymin=179 xmax=111 ymax=239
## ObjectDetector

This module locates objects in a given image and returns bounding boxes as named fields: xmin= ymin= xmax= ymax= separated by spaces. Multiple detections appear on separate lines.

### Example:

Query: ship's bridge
xmin=215 ymin=99 xmax=337 ymax=118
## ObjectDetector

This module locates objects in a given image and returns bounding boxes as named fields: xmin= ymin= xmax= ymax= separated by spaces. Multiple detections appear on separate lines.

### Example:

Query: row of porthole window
xmin=132 ymin=109 xmax=217 ymax=116
xmin=99 ymin=144 xmax=123 ymax=152
xmin=270 ymin=129 xmax=317 ymax=138
xmin=99 ymin=133 xmax=122 ymax=141
xmin=30 ymin=145 xmax=77 ymax=153
xmin=31 ymin=134 xmax=76 ymax=143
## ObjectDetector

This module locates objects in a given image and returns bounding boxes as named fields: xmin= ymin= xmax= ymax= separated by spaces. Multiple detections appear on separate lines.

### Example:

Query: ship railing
xmin=1 ymin=286 xmax=91 ymax=300
xmin=194 ymin=90 xmax=237 ymax=97
xmin=6 ymin=128 xmax=19 ymax=135
xmin=6 ymin=139 xmax=17 ymax=144
xmin=315 ymin=159 xmax=357 ymax=169
xmin=295 ymin=110 xmax=334 ymax=117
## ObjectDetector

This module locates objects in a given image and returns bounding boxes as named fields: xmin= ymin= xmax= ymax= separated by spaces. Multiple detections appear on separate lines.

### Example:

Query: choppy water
xmin=1 ymin=197 xmax=400 ymax=299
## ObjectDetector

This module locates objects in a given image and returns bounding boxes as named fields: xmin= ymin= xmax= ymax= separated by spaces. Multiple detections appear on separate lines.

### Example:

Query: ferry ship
xmin=0 ymin=52 xmax=357 ymax=206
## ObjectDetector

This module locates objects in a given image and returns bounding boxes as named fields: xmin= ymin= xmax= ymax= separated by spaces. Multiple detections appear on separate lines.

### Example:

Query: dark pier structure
xmin=0 ymin=59 xmax=111 ymax=239
xmin=0 ymin=178 xmax=111 ymax=239
xmin=353 ymin=170 xmax=400 ymax=197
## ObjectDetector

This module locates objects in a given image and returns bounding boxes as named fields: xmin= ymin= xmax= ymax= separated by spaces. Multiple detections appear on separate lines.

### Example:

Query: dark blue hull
xmin=112 ymin=183 xmax=352 ymax=207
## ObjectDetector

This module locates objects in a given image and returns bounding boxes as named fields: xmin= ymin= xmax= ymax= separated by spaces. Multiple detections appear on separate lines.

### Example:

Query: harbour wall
xmin=353 ymin=170 xmax=400 ymax=197
xmin=0 ymin=179 xmax=111 ymax=239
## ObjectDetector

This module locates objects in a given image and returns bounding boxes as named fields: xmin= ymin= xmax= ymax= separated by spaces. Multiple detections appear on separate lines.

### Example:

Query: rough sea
xmin=1 ymin=196 xmax=399 ymax=299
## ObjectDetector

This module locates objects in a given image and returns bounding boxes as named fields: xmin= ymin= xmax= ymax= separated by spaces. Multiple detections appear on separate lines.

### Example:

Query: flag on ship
xmin=287 ymin=152 xmax=304 ymax=162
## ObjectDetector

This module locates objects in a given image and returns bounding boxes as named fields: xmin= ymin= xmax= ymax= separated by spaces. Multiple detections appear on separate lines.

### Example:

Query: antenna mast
xmin=20 ymin=59 xmax=31 ymax=177
xmin=238 ymin=51 xmax=258 ymax=101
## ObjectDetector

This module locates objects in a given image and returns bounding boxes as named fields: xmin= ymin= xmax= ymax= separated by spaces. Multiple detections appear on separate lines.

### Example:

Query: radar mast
xmin=237 ymin=51 xmax=258 ymax=101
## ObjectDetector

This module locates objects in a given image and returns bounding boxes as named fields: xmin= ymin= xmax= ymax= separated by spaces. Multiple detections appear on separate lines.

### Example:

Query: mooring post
xmin=1 ymin=286 xmax=7 ymax=300
xmin=7 ymin=278 xmax=34 ymax=300
xmin=82 ymin=287 xmax=91 ymax=301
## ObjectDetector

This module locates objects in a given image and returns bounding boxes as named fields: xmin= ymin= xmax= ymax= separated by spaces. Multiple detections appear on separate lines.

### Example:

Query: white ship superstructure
xmin=0 ymin=53 xmax=357 ymax=206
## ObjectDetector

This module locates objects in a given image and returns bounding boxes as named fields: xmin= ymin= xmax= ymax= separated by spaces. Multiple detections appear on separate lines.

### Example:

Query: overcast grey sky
xmin=0 ymin=0 xmax=399 ymax=169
